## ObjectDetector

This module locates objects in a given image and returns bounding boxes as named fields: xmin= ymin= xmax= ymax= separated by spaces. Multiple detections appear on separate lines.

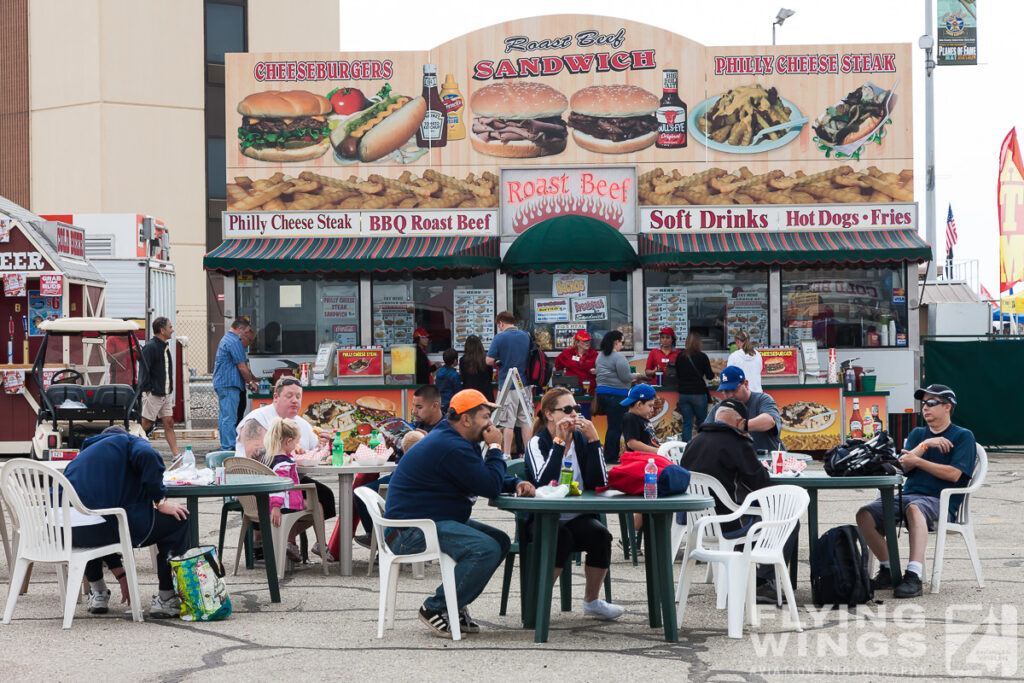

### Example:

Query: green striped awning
xmin=203 ymin=235 xmax=500 ymax=275
xmin=638 ymin=229 xmax=933 ymax=269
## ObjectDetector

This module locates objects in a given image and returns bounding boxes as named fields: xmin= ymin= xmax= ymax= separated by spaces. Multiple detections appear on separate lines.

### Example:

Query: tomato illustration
xmin=328 ymin=88 xmax=367 ymax=115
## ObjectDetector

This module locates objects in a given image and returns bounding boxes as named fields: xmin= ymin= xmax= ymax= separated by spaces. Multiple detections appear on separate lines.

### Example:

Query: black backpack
xmin=824 ymin=431 xmax=902 ymax=477
xmin=525 ymin=334 xmax=552 ymax=388
xmin=810 ymin=525 xmax=874 ymax=608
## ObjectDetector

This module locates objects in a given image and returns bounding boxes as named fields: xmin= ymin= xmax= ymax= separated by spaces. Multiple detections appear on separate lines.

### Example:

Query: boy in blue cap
xmin=620 ymin=383 xmax=661 ymax=537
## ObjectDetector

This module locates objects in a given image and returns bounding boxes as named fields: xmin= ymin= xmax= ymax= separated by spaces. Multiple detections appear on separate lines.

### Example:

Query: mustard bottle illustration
xmin=440 ymin=74 xmax=466 ymax=141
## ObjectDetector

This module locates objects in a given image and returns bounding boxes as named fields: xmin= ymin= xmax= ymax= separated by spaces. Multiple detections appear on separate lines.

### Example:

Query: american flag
xmin=946 ymin=204 xmax=958 ymax=257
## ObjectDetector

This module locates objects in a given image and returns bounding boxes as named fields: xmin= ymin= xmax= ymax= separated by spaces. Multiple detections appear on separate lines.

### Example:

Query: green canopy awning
xmin=203 ymin=235 xmax=500 ymax=275
xmin=638 ymin=229 xmax=933 ymax=269
xmin=501 ymin=216 xmax=639 ymax=274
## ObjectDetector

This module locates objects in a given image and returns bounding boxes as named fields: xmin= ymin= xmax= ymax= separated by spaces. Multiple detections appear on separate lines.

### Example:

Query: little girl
xmin=263 ymin=417 xmax=315 ymax=559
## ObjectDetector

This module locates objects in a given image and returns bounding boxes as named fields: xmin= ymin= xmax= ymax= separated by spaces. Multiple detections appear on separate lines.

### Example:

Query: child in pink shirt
xmin=263 ymin=418 xmax=314 ymax=558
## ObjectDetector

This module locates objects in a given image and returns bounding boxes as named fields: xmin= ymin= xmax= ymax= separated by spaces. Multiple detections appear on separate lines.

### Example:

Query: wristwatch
xmin=154 ymin=497 xmax=167 ymax=509
xmin=488 ymin=443 xmax=502 ymax=452
xmin=553 ymin=437 xmax=566 ymax=447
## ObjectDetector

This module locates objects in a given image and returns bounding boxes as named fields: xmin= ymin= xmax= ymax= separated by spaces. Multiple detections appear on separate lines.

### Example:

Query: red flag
xmin=999 ymin=128 xmax=1024 ymax=294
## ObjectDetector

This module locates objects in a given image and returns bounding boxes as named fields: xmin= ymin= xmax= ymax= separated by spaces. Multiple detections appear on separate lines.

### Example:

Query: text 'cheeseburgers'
xmin=469 ymin=82 xmax=568 ymax=158
xmin=237 ymin=90 xmax=332 ymax=162
xmin=568 ymin=85 xmax=660 ymax=154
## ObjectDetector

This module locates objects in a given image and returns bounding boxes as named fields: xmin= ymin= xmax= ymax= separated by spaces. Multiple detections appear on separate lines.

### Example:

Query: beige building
xmin=0 ymin=0 xmax=339 ymax=372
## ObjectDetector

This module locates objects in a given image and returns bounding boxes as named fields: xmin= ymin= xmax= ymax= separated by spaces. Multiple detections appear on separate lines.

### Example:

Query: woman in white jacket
xmin=727 ymin=330 xmax=763 ymax=392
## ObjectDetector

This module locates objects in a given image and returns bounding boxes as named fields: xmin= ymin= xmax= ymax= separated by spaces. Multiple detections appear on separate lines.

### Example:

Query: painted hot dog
xmin=331 ymin=94 xmax=426 ymax=162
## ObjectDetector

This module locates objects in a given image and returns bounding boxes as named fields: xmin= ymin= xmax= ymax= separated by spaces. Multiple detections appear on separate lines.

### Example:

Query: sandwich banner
xmin=999 ymin=128 xmax=1024 ymax=295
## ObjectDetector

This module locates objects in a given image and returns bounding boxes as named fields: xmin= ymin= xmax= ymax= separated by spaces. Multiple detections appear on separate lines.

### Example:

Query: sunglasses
xmin=553 ymin=404 xmax=581 ymax=414
xmin=921 ymin=399 xmax=949 ymax=407
xmin=277 ymin=378 xmax=302 ymax=388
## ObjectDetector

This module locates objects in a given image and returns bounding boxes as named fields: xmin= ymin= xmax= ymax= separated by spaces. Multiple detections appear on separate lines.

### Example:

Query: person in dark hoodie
xmin=524 ymin=387 xmax=624 ymax=620
xmin=63 ymin=426 xmax=189 ymax=619
xmin=386 ymin=389 xmax=534 ymax=638
xmin=680 ymin=399 xmax=797 ymax=604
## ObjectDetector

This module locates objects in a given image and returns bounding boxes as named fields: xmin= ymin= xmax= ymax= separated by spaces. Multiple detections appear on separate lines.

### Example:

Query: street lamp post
xmin=773 ymin=8 xmax=795 ymax=45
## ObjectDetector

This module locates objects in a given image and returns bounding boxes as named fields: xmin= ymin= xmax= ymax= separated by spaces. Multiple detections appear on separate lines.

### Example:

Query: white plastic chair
xmin=1 ymin=459 xmax=143 ymax=629
xmin=224 ymin=457 xmax=328 ymax=580
xmin=657 ymin=440 xmax=686 ymax=464
xmin=931 ymin=444 xmax=987 ymax=593
xmin=677 ymin=485 xmax=808 ymax=639
xmin=354 ymin=487 xmax=461 ymax=641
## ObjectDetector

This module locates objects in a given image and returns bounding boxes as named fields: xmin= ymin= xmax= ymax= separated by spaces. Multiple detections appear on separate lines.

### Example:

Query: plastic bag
xmin=534 ymin=484 xmax=570 ymax=498
xmin=168 ymin=545 xmax=232 ymax=621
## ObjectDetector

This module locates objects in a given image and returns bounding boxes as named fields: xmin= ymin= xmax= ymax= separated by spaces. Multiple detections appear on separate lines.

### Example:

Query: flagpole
xmin=922 ymin=0 xmax=938 ymax=281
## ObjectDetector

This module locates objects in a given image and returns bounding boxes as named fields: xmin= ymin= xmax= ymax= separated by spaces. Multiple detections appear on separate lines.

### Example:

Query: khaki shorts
xmin=492 ymin=386 xmax=534 ymax=431
xmin=142 ymin=392 xmax=174 ymax=421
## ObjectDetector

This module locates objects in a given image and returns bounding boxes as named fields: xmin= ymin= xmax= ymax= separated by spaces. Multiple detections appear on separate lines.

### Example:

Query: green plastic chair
xmin=206 ymin=450 xmax=255 ymax=568
xmin=498 ymin=458 xmax=612 ymax=616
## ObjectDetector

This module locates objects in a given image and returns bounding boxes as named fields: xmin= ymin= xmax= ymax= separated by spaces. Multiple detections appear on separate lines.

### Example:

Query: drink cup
xmin=655 ymin=371 xmax=663 ymax=386
xmin=771 ymin=451 xmax=785 ymax=474
xmin=215 ymin=466 xmax=226 ymax=484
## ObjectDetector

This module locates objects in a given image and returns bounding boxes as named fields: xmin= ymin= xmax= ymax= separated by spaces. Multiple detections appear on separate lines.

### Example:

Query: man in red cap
xmin=645 ymin=327 xmax=679 ymax=381
xmin=385 ymin=389 xmax=535 ymax=638
xmin=414 ymin=327 xmax=439 ymax=385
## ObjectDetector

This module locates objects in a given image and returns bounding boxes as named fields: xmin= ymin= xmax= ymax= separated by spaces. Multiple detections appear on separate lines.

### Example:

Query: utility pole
xmin=922 ymin=0 xmax=938 ymax=280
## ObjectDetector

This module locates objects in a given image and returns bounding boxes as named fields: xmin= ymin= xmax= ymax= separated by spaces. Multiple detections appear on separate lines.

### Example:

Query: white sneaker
xmin=149 ymin=594 xmax=181 ymax=619
xmin=87 ymin=589 xmax=111 ymax=614
xmin=582 ymin=598 xmax=625 ymax=620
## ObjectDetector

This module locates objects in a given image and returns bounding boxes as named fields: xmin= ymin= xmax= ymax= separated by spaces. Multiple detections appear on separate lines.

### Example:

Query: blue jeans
xmin=598 ymin=393 xmax=627 ymax=463
xmin=392 ymin=518 xmax=510 ymax=612
xmin=216 ymin=386 xmax=242 ymax=450
xmin=677 ymin=393 xmax=709 ymax=442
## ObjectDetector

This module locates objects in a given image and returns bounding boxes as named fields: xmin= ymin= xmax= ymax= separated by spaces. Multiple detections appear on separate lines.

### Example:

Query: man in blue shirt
xmin=856 ymin=383 xmax=976 ymax=598
xmin=212 ymin=318 xmax=258 ymax=450
xmin=486 ymin=311 xmax=532 ymax=454
xmin=386 ymin=389 xmax=534 ymax=638
xmin=704 ymin=366 xmax=783 ymax=452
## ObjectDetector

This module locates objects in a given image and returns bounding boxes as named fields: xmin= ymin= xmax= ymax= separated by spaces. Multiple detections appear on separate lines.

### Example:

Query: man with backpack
xmin=855 ymin=383 xmax=976 ymax=598
xmin=487 ymin=311 xmax=533 ymax=454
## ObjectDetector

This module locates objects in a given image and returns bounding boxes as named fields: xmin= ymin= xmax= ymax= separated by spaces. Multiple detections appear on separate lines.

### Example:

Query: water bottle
xmin=559 ymin=460 xmax=573 ymax=486
xmin=182 ymin=445 xmax=195 ymax=469
xmin=644 ymin=458 xmax=658 ymax=500
xmin=258 ymin=377 xmax=270 ymax=394
xmin=331 ymin=431 xmax=344 ymax=466
xmin=369 ymin=430 xmax=382 ymax=450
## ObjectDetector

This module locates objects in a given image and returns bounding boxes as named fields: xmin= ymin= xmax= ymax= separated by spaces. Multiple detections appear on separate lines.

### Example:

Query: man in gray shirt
xmin=703 ymin=366 xmax=782 ymax=452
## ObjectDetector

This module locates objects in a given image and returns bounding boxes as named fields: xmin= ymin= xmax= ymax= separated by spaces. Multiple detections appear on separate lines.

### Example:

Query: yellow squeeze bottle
xmin=440 ymin=74 xmax=466 ymax=140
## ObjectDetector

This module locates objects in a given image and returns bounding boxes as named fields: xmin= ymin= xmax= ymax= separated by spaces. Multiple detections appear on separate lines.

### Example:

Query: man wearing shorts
xmin=486 ymin=311 xmax=532 ymax=454
xmin=856 ymin=383 xmax=976 ymax=598
xmin=140 ymin=316 xmax=178 ymax=457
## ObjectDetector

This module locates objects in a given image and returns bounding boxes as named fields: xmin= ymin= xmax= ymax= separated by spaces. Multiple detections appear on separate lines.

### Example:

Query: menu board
xmin=645 ymin=287 xmax=687 ymax=348
xmin=726 ymin=290 xmax=768 ymax=346
xmin=337 ymin=347 xmax=383 ymax=377
xmin=554 ymin=323 xmax=588 ymax=349
xmin=453 ymin=288 xmax=494 ymax=349
xmin=318 ymin=284 xmax=359 ymax=346
xmin=552 ymin=274 xmax=589 ymax=299
xmin=535 ymin=298 xmax=570 ymax=323
xmin=760 ymin=346 xmax=799 ymax=377
xmin=571 ymin=296 xmax=607 ymax=322
xmin=372 ymin=284 xmax=415 ymax=350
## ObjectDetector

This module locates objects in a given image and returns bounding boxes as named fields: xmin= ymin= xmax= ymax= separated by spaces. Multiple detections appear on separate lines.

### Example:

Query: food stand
xmin=205 ymin=15 xmax=930 ymax=440
xmin=0 ymin=197 xmax=107 ymax=454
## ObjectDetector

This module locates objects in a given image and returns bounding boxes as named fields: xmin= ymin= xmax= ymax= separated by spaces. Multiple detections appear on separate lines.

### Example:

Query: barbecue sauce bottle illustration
xmin=656 ymin=68 xmax=687 ymax=149
xmin=417 ymin=63 xmax=448 ymax=149
xmin=440 ymin=74 xmax=466 ymax=141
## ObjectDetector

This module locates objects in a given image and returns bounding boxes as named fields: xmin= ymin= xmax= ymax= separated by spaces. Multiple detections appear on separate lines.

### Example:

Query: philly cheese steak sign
xmin=223 ymin=210 xmax=497 ymax=238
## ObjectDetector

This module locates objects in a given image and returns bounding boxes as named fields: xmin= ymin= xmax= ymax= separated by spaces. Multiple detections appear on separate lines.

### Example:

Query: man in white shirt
xmin=235 ymin=377 xmax=319 ymax=460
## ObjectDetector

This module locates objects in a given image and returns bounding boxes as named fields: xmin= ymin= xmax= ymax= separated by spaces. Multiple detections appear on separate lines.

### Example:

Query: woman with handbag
xmin=645 ymin=327 xmax=679 ymax=382
xmin=677 ymin=331 xmax=715 ymax=441
xmin=594 ymin=330 xmax=632 ymax=463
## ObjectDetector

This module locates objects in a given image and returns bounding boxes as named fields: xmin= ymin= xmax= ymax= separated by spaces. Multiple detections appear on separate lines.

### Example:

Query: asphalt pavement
xmin=1 ymin=438 xmax=1021 ymax=682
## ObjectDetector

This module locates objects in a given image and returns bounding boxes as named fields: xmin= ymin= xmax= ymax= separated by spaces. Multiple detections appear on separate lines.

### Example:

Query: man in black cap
xmin=682 ymin=398 xmax=796 ymax=603
xmin=856 ymin=383 xmax=976 ymax=598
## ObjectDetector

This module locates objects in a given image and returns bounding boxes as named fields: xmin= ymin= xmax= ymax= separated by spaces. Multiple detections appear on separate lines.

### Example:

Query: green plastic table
xmin=164 ymin=474 xmax=293 ymax=603
xmin=769 ymin=471 xmax=904 ymax=598
xmin=490 ymin=491 xmax=714 ymax=643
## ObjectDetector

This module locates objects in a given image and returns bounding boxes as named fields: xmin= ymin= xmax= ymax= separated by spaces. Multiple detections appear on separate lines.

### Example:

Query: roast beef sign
xmin=500 ymin=166 xmax=637 ymax=235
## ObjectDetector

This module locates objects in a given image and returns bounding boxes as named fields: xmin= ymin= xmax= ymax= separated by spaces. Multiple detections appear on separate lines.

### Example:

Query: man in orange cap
xmin=385 ymin=389 xmax=535 ymax=638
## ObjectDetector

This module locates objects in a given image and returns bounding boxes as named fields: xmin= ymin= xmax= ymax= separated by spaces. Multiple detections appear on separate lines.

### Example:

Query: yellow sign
xmin=390 ymin=344 xmax=416 ymax=375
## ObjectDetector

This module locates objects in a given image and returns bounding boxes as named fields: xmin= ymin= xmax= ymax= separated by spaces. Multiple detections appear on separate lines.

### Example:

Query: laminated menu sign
xmin=552 ymin=274 xmax=588 ymax=299
xmin=453 ymin=288 xmax=494 ymax=349
xmin=534 ymin=298 xmax=570 ymax=323
xmin=554 ymin=323 xmax=588 ymax=349
xmin=3 ymin=369 xmax=25 ymax=395
xmin=28 ymin=290 xmax=61 ymax=336
xmin=372 ymin=286 xmax=415 ymax=349
xmin=571 ymin=296 xmax=607 ymax=321
xmin=319 ymin=284 xmax=358 ymax=345
xmin=337 ymin=347 xmax=383 ymax=377
xmin=39 ymin=274 xmax=63 ymax=296
xmin=331 ymin=324 xmax=358 ymax=346
xmin=726 ymin=290 xmax=768 ymax=346
xmin=3 ymin=273 xmax=26 ymax=297
xmin=760 ymin=347 xmax=799 ymax=376
xmin=788 ymin=320 xmax=814 ymax=345
xmin=645 ymin=287 xmax=687 ymax=348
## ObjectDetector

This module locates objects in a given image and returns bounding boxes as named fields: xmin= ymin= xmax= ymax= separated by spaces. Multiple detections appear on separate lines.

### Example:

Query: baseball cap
xmin=913 ymin=383 xmax=957 ymax=405
xmin=448 ymin=389 xmax=499 ymax=415
xmin=620 ymin=383 xmax=657 ymax=406
xmin=718 ymin=366 xmax=746 ymax=391
xmin=413 ymin=328 xmax=429 ymax=339
xmin=573 ymin=329 xmax=591 ymax=342
xmin=660 ymin=327 xmax=675 ymax=337
xmin=717 ymin=398 xmax=749 ymax=420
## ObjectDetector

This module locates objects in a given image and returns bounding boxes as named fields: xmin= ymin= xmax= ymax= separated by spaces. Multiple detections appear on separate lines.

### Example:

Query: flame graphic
xmin=512 ymin=195 xmax=626 ymax=233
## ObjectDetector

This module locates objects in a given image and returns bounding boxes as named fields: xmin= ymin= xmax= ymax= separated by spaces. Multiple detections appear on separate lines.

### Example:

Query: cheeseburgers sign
xmin=224 ymin=14 xmax=913 ymax=234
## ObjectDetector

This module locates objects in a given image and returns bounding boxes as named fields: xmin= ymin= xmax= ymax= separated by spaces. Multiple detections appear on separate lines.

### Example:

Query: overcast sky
xmin=339 ymin=0 xmax=1019 ymax=295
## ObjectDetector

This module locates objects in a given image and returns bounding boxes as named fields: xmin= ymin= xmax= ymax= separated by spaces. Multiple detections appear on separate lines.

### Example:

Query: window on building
xmin=643 ymin=270 xmax=768 ymax=351
xmin=204 ymin=2 xmax=245 ymax=65
xmin=236 ymin=275 xmax=360 ymax=355
xmin=206 ymin=138 xmax=226 ymax=199
xmin=372 ymin=273 xmax=496 ymax=352
xmin=509 ymin=272 xmax=632 ymax=352
xmin=781 ymin=266 xmax=909 ymax=348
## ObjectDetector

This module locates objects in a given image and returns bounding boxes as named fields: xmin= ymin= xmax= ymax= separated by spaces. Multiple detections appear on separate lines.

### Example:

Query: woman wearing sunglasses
xmin=522 ymin=387 xmax=625 ymax=620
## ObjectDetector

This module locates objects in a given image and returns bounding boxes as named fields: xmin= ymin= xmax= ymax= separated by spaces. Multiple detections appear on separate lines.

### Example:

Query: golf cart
xmin=30 ymin=317 xmax=149 ymax=460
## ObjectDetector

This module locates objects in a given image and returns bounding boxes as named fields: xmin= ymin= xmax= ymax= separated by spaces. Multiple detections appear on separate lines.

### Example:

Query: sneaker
xmin=312 ymin=542 xmax=337 ymax=563
xmin=86 ymin=589 xmax=111 ymax=615
xmin=418 ymin=605 xmax=452 ymax=639
xmin=582 ymin=598 xmax=625 ymax=620
xmin=871 ymin=567 xmax=894 ymax=590
xmin=756 ymin=580 xmax=784 ymax=605
xmin=893 ymin=572 xmax=923 ymax=599
xmin=458 ymin=606 xmax=480 ymax=634
xmin=286 ymin=542 xmax=302 ymax=562
xmin=149 ymin=594 xmax=181 ymax=619
xmin=353 ymin=533 xmax=372 ymax=549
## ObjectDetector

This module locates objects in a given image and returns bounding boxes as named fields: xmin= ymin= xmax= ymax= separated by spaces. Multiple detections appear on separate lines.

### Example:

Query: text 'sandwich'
xmin=237 ymin=90 xmax=332 ymax=162
xmin=469 ymin=82 xmax=568 ymax=158
xmin=567 ymin=85 xmax=660 ymax=154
